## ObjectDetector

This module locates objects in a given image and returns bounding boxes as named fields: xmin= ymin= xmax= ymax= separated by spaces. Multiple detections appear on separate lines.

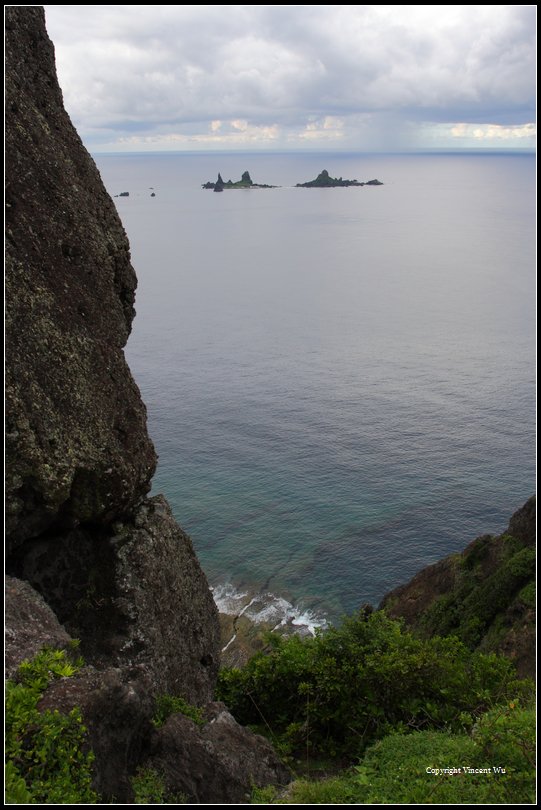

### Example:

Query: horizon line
xmin=90 ymin=146 xmax=536 ymax=158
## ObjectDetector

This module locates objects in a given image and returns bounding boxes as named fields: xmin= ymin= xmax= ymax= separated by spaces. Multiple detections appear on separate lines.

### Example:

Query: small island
xmin=202 ymin=169 xmax=383 ymax=191
xmin=202 ymin=171 xmax=276 ymax=192
xmin=296 ymin=169 xmax=383 ymax=187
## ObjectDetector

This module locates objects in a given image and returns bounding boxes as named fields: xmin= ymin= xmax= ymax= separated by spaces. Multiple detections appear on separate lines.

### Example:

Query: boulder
xmin=148 ymin=702 xmax=290 ymax=803
xmin=5 ymin=575 xmax=72 ymax=678
xmin=9 ymin=497 xmax=220 ymax=704
xmin=38 ymin=666 xmax=155 ymax=802
xmin=105 ymin=496 xmax=220 ymax=701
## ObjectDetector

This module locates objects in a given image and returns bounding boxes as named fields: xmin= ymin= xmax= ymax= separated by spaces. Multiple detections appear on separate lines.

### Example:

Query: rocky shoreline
xmin=214 ymin=584 xmax=327 ymax=667
xmin=216 ymin=495 xmax=536 ymax=678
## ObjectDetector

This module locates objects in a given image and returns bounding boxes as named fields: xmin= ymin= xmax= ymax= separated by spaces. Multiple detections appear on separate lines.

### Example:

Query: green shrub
xmin=273 ymin=704 xmax=535 ymax=804
xmin=277 ymin=773 xmax=360 ymax=804
xmin=5 ymin=647 xmax=98 ymax=804
xmin=419 ymin=541 xmax=535 ymax=648
xmin=152 ymin=694 xmax=205 ymax=729
xmin=5 ymin=761 xmax=33 ymax=804
xmin=517 ymin=581 xmax=535 ymax=608
xmin=218 ymin=611 xmax=529 ymax=761
xmin=132 ymin=767 xmax=167 ymax=804
xmin=250 ymin=784 xmax=281 ymax=803
xmin=356 ymin=701 xmax=535 ymax=804
xmin=472 ymin=702 xmax=535 ymax=800
xmin=460 ymin=546 xmax=536 ymax=643
xmin=131 ymin=767 xmax=187 ymax=804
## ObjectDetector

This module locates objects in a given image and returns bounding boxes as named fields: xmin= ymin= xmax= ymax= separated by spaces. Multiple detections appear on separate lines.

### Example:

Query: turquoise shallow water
xmin=95 ymin=151 xmax=536 ymax=626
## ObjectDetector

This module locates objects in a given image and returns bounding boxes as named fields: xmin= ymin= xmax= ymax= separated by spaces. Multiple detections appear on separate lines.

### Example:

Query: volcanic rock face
xmin=8 ymin=497 xmax=220 ymax=701
xmin=5 ymin=7 xmax=157 ymax=550
xmin=5 ymin=3 xmax=220 ymax=701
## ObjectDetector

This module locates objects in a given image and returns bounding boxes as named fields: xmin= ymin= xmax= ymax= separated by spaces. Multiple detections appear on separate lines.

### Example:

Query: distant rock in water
xmin=296 ymin=169 xmax=383 ymax=187
xmin=202 ymin=169 xmax=381 ymax=189
xmin=150 ymin=192 xmax=156 ymax=197
xmin=118 ymin=191 xmax=129 ymax=197
xmin=203 ymin=170 xmax=276 ymax=190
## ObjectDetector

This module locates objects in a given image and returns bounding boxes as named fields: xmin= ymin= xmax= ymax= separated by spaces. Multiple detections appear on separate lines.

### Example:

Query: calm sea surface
xmin=95 ymin=151 xmax=535 ymax=625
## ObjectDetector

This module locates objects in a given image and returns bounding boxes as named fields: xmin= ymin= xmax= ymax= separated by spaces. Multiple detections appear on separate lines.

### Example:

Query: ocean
xmin=94 ymin=151 xmax=536 ymax=630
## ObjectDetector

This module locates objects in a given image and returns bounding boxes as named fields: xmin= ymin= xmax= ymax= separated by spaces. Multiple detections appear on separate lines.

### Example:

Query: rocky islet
xmin=202 ymin=167 xmax=384 ymax=189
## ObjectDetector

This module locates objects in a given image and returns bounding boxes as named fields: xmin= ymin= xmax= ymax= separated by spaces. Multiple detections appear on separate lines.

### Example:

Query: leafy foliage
xmin=5 ymin=647 xmax=98 ymax=804
xmin=132 ymin=767 xmax=168 ymax=804
xmin=250 ymin=784 xmax=282 ymax=804
xmin=275 ymin=772 xmax=360 ymax=804
xmin=472 ymin=702 xmax=536 ymax=798
xmin=517 ymin=580 xmax=535 ymax=608
xmin=152 ymin=694 xmax=205 ymax=729
xmin=218 ymin=610 xmax=530 ymax=760
xmin=131 ymin=767 xmax=186 ymax=804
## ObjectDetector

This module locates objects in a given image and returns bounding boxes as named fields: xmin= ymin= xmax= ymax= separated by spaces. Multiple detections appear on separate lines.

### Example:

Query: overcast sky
xmin=43 ymin=4 xmax=536 ymax=153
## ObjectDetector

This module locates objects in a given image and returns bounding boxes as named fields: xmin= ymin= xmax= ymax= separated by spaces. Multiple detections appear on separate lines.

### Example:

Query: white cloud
xmin=117 ymin=120 xmax=281 ymax=149
xmin=295 ymin=116 xmax=345 ymax=141
xmin=43 ymin=4 xmax=536 ymax=151
xmin=451 ymin=122 xmax=536 ymax=141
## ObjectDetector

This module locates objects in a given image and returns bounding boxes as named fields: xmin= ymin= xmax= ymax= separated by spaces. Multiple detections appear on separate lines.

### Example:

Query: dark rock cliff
xmin=380 ymin=496 xmax=536 ymax=679
xmin=5 ymin=7 xmax=288 ymax=802
xmin=5 ymin=3 xmax=219 ymax=703
xmin=5 ymin=7 xmax=156 ymax=549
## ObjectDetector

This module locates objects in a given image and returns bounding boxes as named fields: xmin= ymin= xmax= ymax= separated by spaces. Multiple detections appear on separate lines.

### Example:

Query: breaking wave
xmin=212 ymin=581 xmax=328 ymax=638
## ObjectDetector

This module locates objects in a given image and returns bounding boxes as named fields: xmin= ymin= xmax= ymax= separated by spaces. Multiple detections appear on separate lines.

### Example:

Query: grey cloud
xmin=43 ymin=5 xmax=536 ymax=147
